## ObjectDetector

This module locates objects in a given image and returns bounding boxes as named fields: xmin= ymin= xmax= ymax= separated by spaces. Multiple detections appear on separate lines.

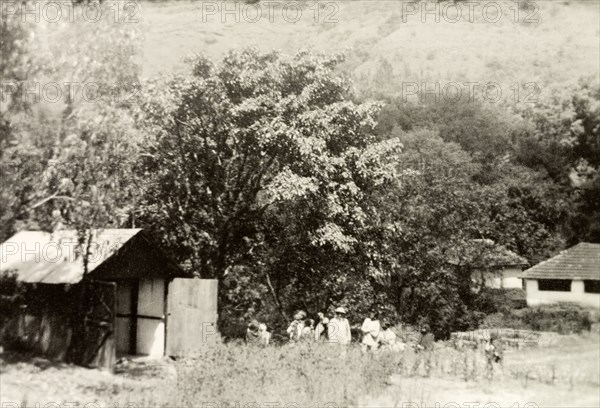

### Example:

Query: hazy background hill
xmin=138 ymin=0 xmax=599 ymax=98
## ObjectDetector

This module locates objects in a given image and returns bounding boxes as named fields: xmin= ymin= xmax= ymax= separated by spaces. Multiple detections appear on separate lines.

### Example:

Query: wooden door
xmin=69 ymin=280 xmax=116 ymax=370
xmin=166 ymin=279 xmax=218 ymax=357
xmin=136 ymin=278 xmax=166 ymax=356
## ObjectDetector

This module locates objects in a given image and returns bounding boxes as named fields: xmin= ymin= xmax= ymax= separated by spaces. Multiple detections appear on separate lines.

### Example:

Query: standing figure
xmin=259 ymin=323 xmax=271 ymax=346
xmin=315 ymin=312 xmax=329 ymax=342
xmin=327 ymin=307 xmax=352 ymax=347
xmin=286 ymin=310 xmax=307 ymax=343
xmin=360 ymin=310 xmax=381 ymax=353
xmin=485 ymin=333 xmax=503 ymax=378
xmin=412 ymin=324 xmax=435 ymax=376
xmin=301 ymin=318 xmax=315 ymax=343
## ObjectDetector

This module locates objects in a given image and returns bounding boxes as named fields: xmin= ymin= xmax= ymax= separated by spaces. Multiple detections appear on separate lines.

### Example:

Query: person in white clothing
xmin=361 ymin=310 xmax=381 ymax=353
xmin=287 ymin=310 xmax=306 ymax=343
xmin=379 ymin=320 xmax=405 ymax=352
xmin=327 ymin=307 xmax=351 ymax=347
xmin=259 ymin=323 xmax=271 ymax=346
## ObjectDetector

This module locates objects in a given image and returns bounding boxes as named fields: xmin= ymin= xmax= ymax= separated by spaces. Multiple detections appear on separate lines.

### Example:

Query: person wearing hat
xmin=327 ymin=307 xmax=352 ymax=347
xmin=287 ymin=310 xmax=307 ymax=343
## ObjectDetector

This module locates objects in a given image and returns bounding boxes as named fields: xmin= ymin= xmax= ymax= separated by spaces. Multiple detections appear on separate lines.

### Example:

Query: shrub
xmin=515 ymin=303 xmax=593 ymax=334
xmin=480 ymin=312 xmax=506 ymax=329
xmin=484 ymin=303 xmax=595 ymax=334
xmin=477 ymin=288 xmax=527 ymax=315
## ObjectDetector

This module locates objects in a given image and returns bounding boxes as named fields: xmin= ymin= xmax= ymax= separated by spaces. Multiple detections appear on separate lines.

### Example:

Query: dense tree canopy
xmin=137 ymin=49 xmax=403 ymax=330
xmin=1 ymin=6 xmax=598 ymax=337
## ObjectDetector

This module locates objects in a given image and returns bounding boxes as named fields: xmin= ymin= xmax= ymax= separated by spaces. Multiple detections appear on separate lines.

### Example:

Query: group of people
xmin=245 ymin=306 xmax=437 ymax=355
xmin=245 ymin=307 xmax=503 ymax=378
xmin=286 ymin=307 xmax=353 ymax=345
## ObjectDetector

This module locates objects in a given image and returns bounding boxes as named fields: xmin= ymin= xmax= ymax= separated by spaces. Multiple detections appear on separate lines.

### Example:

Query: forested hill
xmin=138 ymin=0 xmax=599 ymax=94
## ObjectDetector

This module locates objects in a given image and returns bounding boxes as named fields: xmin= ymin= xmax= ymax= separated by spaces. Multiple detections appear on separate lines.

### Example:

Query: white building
xmin=449 ymin=239 xmax=528 ymax=291
xmin=520 ymin=243 xmax=600 ymax=308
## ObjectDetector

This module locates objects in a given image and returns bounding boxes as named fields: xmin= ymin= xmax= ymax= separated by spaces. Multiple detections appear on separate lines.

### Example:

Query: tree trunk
xmin=263 ymin=269 xmax=288 ymax=321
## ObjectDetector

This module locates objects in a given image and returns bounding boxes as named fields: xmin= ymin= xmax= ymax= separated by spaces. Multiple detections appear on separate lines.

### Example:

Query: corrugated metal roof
xmin=0 ymin=229 xmax=142 ymax=284
xmin=520 ymin=243 xmax=600 ymax=281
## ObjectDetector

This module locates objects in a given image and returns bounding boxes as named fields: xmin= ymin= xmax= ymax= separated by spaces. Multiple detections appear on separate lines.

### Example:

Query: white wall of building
xmin=525 ymin=279 xmax=600 ymax=308
xmin=483 ymin=267 xmax=523 ymax=289
xmin=114 ymin=279 xmax=167 ymax=357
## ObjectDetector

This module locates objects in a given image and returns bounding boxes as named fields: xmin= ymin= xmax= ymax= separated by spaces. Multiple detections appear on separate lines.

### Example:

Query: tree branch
xmin=15 ymin=192 xmax=75 ymax=218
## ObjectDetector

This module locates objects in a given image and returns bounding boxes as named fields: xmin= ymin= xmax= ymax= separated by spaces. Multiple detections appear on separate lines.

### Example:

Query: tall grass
xmin=175 ymin=343 xmax=400 ymax=406
xmin=3 ymin=335 xmax=598 ymax=407
xmin=172 ymin=337 xmax=600 ymax=407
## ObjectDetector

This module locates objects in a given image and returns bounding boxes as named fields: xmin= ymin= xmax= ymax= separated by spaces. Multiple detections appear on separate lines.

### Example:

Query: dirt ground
xmin=366 ymin=334 xmax=600 ymax=408
xmin=0 ymin=353 xmax=177 ymax=406
xmin=364 ymin=376 xmax=600 ymax=408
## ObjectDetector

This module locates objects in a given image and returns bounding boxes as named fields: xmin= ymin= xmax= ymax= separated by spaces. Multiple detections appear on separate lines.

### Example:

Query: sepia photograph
xmin=0 ymin=1 xmax=599 ymax=407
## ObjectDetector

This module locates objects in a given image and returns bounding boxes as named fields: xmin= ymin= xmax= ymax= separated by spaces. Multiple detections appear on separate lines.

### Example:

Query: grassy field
xmin=137 ymin=0 xmax=600 ymax=99
xmin=1 ymin=332 xmax=598 ymax=407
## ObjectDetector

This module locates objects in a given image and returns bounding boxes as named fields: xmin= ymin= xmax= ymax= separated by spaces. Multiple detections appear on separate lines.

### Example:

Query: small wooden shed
xmin=0 ymin=229 xmax=218 ymax=369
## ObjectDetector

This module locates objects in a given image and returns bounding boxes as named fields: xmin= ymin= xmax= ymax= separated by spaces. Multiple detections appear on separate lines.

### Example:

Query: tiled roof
xmin=520 ymin=243 xmax=600 ymax=281
xmin=0 ymin=229 xmax=142 ymax=284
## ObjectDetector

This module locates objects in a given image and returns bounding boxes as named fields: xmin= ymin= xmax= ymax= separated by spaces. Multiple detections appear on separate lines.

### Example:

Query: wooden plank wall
xmin=1 ymin=283 xmax=77 ymax=360
xmin=166 ymin=279 xmax=218 ymax=357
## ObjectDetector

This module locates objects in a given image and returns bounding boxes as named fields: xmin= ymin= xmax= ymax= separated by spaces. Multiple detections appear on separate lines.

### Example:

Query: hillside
xmin=138 ymin=0 xmax=600 ymax=98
